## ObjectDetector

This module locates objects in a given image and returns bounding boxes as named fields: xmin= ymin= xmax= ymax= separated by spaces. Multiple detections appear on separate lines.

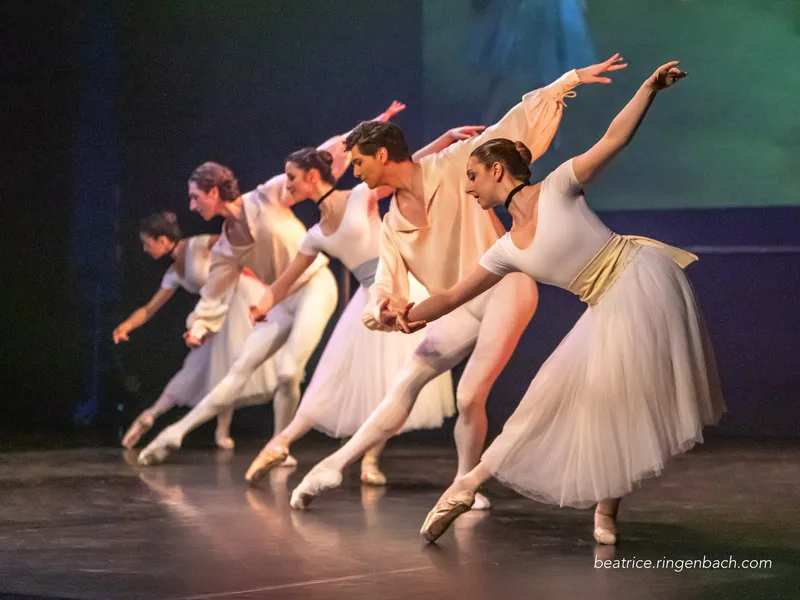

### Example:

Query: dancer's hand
xmin=249 ymin=287 xmax=274 ymax=325
xmin=377 ymin=298 xmax=399 ymax=329
xmin=374 ymin=101 xmax=407 ymax=122
xmin=183 ymin=331 xmax=204 ymax=349
xmin=646 ymin=61 xmax=687 ymax=91
xmin=447 ymin=125 xmax=486 ymax=143
xmin=396 ymin=302 xmax=426 ymax=334
xmin=576 ymin=53 xmax=628 ymax=84
xmin=113 ymin=323 xmax=131 ymax=344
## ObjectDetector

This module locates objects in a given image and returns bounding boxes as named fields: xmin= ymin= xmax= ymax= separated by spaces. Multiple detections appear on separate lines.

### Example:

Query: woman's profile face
xmin=465 ymin=156 xmax=499 ymax=210
xmin=140 ymin=233 xmax=172 ymax=259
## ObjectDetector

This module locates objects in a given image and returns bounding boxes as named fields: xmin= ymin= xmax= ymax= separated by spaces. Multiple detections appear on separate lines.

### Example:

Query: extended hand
xmin=447 ymin=125 xmax=486 ymax=142
xmin=112 ymin=324 xmax=131 ymax=344
xmin=183 ymin=331 xmax=204 ymax=349
xmin=395 ymin=302 xmax=426 ymax=334
xmin=647 ymin=61 xmax=687 ymax=91
xmin=577 ymin=53 xmax=628 ymax=84
xmin=377 ymin=298 xmax=399 ymax=329
xmin=249 ymin=303 xmax=270 ymax=325
xmin=376 ymin=100 xmax=407 ymax=122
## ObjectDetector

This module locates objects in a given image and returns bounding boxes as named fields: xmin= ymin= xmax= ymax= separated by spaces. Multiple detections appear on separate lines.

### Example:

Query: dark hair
xmin=188 ymin=161 xmax=240 ymax=201
xmin=470 ymin=139 xmax=533 ymax=182
xmin=344 ymin=121 xmax=411 ymax=162
xmin=286 ymin=147 xmax=335 ymax=184
xmin=139 ymin=211 xmax=181 ymax=242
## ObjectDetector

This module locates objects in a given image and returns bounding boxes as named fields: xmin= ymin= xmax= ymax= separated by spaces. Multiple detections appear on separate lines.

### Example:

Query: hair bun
xmin=318 ymin=150 xmax=334 ymax=166
xmin=514 ymin=141 xmax=533 ymax=164
xmin=162 ymin=211 xmax=178 ymax=224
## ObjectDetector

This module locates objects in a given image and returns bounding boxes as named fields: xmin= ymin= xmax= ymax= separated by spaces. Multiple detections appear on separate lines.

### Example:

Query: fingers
xmin=593 ymin=76 xmax=613 ymax=84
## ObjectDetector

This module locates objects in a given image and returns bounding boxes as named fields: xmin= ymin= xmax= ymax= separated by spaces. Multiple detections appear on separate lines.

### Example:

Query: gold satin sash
xmin=567 ymin=234 xmax=698 ymax=305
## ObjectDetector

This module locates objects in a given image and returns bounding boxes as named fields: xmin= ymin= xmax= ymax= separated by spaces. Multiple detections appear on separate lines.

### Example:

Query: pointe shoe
xmin=280 ymin=455 xmax=297 ymax=468
xmin=593 ymin=512 xmax=618 ymax=545
xmin=122 ymin=413 xmax=155 ymax=449
xmin=360 ymin=465 xmax=387 ymax=487
xmin=245 ymin=445 xmax=289 ymax=484
xmin=472 ymin=492 xmax=492 ymax=510
xmin=138 ymin=426 xmax=183 ymax=466
xmin=420 ymin=490 xmax=475 ymax=543
xmin=289 ymin=465 xmax=343 ymax=510
xmin=215 ymin=435 xmax=235 ymax=451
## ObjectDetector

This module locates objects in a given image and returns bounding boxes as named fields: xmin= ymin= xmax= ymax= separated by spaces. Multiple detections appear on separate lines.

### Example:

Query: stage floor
xmin=1 ymin=438 xmax=798 ymax=599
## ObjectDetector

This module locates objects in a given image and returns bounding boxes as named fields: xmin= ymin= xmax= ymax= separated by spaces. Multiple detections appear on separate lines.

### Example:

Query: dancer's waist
xmin=352 ymin=257 xmax=379 ymax=288
xmin=568 ymin=234 xmax=697 ymax=305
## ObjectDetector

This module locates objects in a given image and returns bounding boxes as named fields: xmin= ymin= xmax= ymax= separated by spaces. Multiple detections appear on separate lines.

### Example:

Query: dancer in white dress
xmin=287 ymin=55 xmax=627 ymax=511
xmin=245 ymin=123 xmax=484 ymax=486
xmin=137 ymin=104 xmax=403 ymax=467
xmin=403 ymin=62 xmax=725 ymax=544
xmin=114 ymin=212 xmax=277 ymax=450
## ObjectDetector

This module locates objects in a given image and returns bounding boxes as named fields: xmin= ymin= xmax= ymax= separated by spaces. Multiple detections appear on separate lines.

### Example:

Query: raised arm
xmin=248 ymin=252 xmax=317 ymax=325
xmin=400 ymin=266 xmax=502 ymax=331
xmin=184 ymin=239 xmax=241 ymax=347
xmin=573 ymin=61 xmax=686 ymax=185
xmin=112 ymin=287 xmax=175 ymax=343
xmin=411 ymin=126 xmax=486 ymax=162
xmin=362 ymin=218 xmax=411 ymax=332
xmin=431 ymin=55 xmax=627 ymax=170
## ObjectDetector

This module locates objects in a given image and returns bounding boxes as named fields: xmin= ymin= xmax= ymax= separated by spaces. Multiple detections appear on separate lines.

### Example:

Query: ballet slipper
xmin=360 ymin=463 xmax=387 ymax=487
xmin=289 ymin=465 xmax=343 ymax=510
xmin=472 ymin=492 xmax=492 ymax=510
xmin=214 ymin=434 xmax=235 ymax=451
xmin=593 ymin=511 xmax=619 ymax=545
xmin=121 ymin=413 xmax=155 ymax=449
xmin=137 ymin=426 xmax=183 ymax=466
xmin=419 ymin=490 xmax=475 ymax=543
xmin=245 ymin=445 xmax=289 ymax=484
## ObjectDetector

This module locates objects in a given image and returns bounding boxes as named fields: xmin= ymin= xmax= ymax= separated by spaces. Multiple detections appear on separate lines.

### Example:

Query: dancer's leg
xmin=272 ymin=269 xmax=337 ymax=464
xmin=453 ymin=274 xmax=538 ymax=479
xmin=121 ymin=393 xmax=177 ymax=448
xmin=594 ymin=497 xmax=622 ymax=545
xmin=360 ymin=440 xmax=387 ymax=486
xmin=138 ymin=312 xmax=293 ymax=465
xmin=214 ymin=407 xmax=235 ymax=450
xmin=289 ymin=305 xmax=481 ymax=508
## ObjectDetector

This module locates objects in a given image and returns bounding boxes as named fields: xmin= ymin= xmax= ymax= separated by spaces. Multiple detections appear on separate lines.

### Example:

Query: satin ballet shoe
xmin=215 ymin=435 xmax=235 ymax=451
xmin=289 ymin=465 xmax=343 ymax=510
xmin=593 ymin=512 xmax=619 ymax=545
xmin=121 ymin=413 xmax=155 ymax=449
xmin=245 ymin=445 xmax=289 ymax=484
xmin=137 ymin=426 xmax=183 ymax=466
xmin=419 ymin=490 xmax=475 ymax=543
xmin=360 ymin=464 xmax=387 ymax=487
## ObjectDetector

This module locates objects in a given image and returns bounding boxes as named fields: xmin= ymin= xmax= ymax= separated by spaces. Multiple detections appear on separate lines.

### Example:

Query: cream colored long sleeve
xmin=362 ymin=70 xmax=581 ymax=330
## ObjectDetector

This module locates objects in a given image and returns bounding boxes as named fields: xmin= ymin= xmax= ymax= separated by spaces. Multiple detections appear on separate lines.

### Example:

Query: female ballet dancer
xmin=286 ymin=54 xmax=627 ymax=511
xmin=114 ymin=212 xmax=277 ymax=450
xmin=137 ymin=102 xmax=405 ymax=467
xmin=398 ymin=61 xmax=725 ymax=544
xmin=244 ymin=124 xmax=487 ymax=486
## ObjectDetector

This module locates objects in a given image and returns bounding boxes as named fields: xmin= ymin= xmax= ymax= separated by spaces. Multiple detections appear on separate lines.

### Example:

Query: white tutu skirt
xmin=296 ymin=278 xmax=456 ymax=437
xmin=482 ymin=246 xmax=725 ymax=509
xmin=162 ymin=275 xmax=278 ymax=407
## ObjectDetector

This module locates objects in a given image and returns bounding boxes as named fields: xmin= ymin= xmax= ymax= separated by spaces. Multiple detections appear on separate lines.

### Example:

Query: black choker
xmin=316 ymin=188 xmax=335 ymax=207
xmin=504 ymin=183 xmax=529 ymax=210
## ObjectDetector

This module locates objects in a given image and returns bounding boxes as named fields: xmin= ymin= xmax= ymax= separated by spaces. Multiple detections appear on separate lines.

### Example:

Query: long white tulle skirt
xmin=162 ymin=275 xmax=278 ymax=407
xmin=482 ymin=246 xmax=725 ymax=508
xmin=296 ymin=278 xmax=456 ymax=437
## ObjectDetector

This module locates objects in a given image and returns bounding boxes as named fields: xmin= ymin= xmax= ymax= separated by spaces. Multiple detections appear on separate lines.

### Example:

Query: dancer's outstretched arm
xmin=398 ymin=266 xmax=503 ymax=332
xmin=430 ymin=54 xmax=627 ymax=173
xmin=249 ymin=252 xmax=317 ymax=324
xmin=573 ymin=61 xmax=686 ymax=185
xmin=112 ymin=287 xmax=176 ymax=343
